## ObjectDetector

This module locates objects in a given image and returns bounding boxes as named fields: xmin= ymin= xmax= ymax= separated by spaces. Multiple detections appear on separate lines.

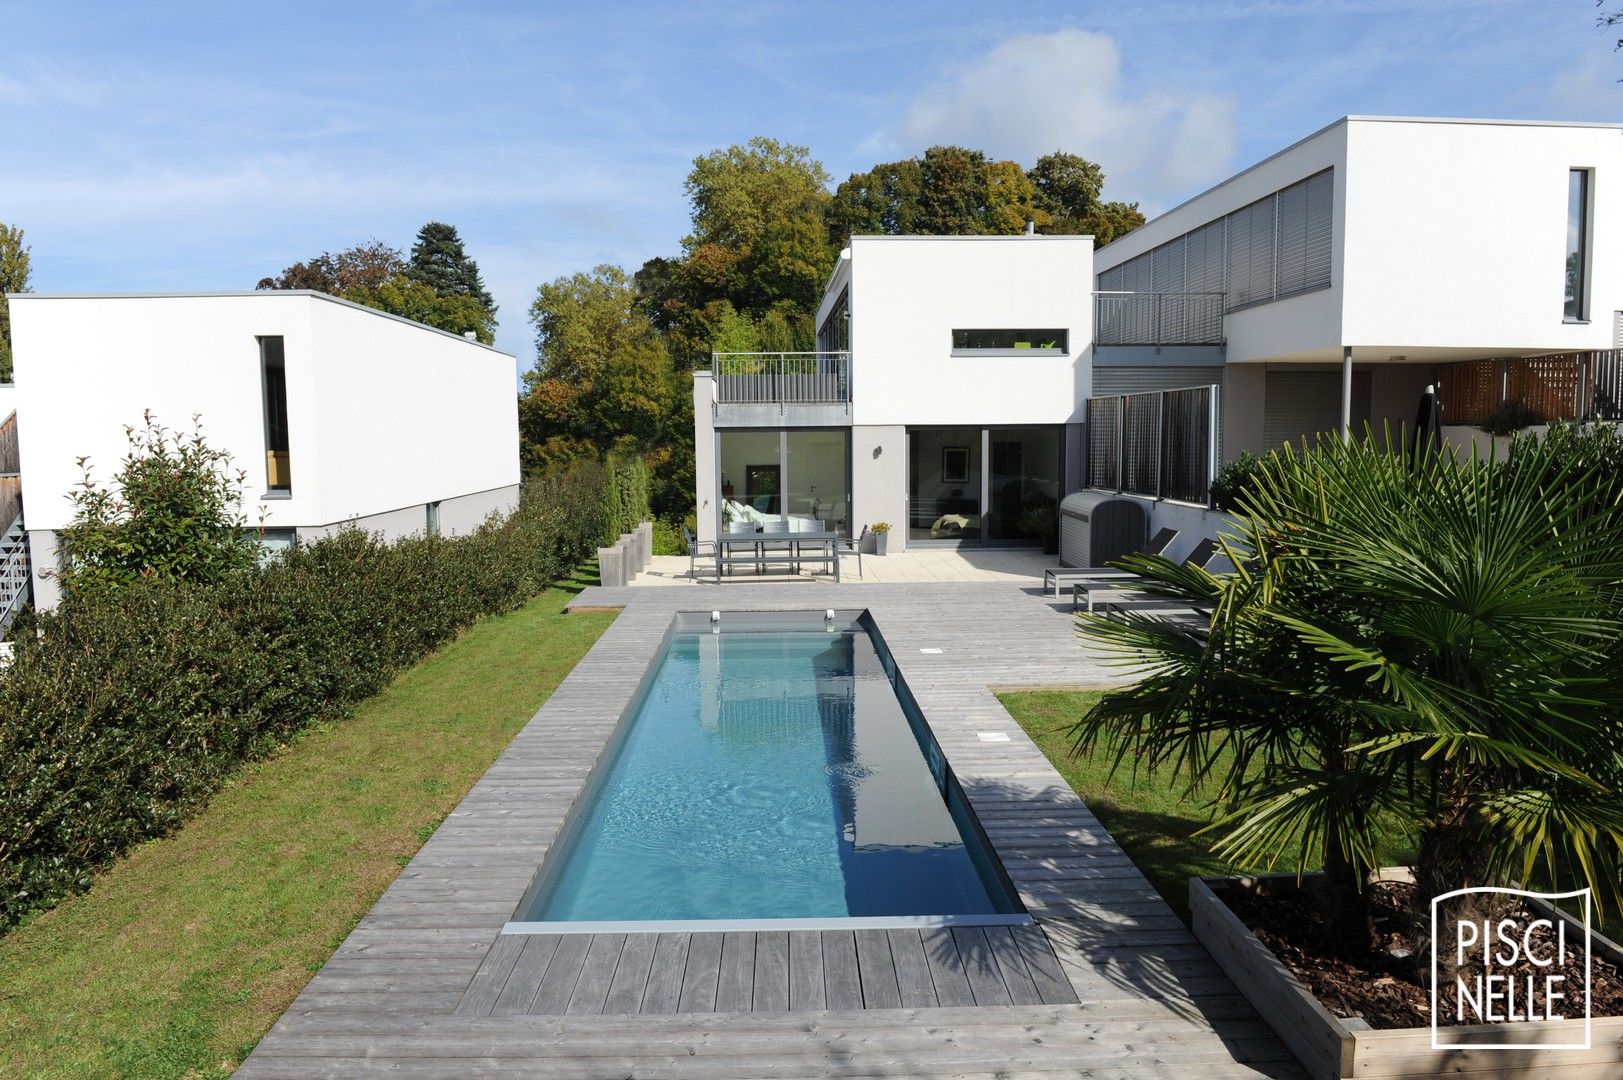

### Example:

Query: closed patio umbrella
xmin=1410 ymin=383 xmax=1442 ymax=463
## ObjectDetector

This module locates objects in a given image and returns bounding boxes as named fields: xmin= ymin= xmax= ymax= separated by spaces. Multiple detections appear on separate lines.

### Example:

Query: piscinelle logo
xmin=1429 ymin=887 xmax=1593 ymax=1051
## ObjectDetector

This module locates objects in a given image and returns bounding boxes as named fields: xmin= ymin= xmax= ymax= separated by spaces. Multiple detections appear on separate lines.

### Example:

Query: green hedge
xmin=601 ymin=445 xmax=651 ymax=543
xmin=0 ymin=462 xmax=606 ymax=932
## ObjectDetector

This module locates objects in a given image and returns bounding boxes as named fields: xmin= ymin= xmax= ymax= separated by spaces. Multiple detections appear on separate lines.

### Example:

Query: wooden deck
xmin=239 ymin=583 xmax=1303 ymax=1078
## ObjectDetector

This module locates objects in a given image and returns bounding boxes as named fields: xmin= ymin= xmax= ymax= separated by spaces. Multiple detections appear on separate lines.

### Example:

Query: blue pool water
xmin=517 ymin=613 xmax=1020 ymax=923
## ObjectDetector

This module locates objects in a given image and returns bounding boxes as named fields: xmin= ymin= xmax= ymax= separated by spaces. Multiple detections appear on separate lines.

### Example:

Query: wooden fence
xmin=1438 ymin=351 xmax=1623 ymax=425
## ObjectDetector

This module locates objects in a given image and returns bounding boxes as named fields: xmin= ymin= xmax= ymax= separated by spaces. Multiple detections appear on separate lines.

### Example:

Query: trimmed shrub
xmin=0 ymin=462 xmax=605 ymax=932
xmin=601 ymin=444 xmax=651 ymax=543
xmin=1208 ymin=451 xmax=1265 ymax=513
xmin=1478 ymin=399 xmax=1540 ymax=436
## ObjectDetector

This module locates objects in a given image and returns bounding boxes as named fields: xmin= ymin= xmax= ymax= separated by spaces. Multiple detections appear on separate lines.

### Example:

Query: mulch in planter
xmin=1226 ymin=880 xmax=1623 ymax=1030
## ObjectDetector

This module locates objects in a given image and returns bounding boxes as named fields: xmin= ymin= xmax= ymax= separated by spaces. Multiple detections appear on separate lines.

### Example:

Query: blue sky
xmin=1 ymin=1 xmax=1616 ymax=371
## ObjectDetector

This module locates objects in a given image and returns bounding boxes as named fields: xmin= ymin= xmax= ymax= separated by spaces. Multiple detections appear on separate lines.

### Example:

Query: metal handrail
xmin=1095 ymin=291 xmax=1226 ymax=347
xmin=710 ymin=351 xmax=850 ymax=405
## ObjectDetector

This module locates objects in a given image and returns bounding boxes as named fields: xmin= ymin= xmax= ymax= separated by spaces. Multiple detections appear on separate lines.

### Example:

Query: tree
xmin=345 ymin=277 xmax=496 ymax=344
xmin=1029 ymin=151 xmax=1145 ymax=243
xmin=54 ymin=412 xmax=260 ymax=596
xmin=0 ymin=223 xmax=33 ymax=383
xmin=1073 ymin=433 xmax=1623 ymax=949
xmin=406 ymin=222 xmax=496 ymax=317
xmin=682 ymin=137 xmax=834 ymax=319
xmin=522 ymin=266 xmax=684 ymax=473
xmin=255 ymin=239 xmax=405 ymax=294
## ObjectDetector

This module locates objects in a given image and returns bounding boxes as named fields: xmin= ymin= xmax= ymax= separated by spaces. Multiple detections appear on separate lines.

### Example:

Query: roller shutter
xmin=1263 ymin=370 xmax=1372 ymax=450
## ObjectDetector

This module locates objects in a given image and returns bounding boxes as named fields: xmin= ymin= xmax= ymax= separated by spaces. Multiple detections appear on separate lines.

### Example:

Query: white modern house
xmin=693 ymin=234 xmax=1094 ymax=551
xmin=694 ymin=116 xmax=1622 ymax=557
xmin=8 ymin=291 xmax=522 ymax=612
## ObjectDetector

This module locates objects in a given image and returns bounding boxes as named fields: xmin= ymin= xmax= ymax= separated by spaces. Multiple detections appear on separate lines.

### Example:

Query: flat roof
xmin=1097 ymin=114 xmax=1623 ymax=259
xmin=5 ymin=289 xmax=514 ymax=357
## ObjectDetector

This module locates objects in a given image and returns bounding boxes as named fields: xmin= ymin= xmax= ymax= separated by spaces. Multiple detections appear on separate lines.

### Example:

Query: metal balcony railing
xmin=711 ymin=351 xmax=850 ymax=405
xmin=1095 ymin=291 xmax=1225 ymax=347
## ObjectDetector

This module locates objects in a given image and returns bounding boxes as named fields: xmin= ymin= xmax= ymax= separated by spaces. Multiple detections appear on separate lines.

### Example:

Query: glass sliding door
xmin=987 ymin=427 xmax=1062 ymax=543
xmin=718 ymin=428 xmax=851 ymax=535
xmin=908 ymin=427 xmax=982 ymax=544
xmin=785 ymin=429 xmax=850 ymax=535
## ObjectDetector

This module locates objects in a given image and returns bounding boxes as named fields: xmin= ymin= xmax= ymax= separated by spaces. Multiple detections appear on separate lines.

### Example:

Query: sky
xmin=1 ymin=1 xmax=1617 ymax=373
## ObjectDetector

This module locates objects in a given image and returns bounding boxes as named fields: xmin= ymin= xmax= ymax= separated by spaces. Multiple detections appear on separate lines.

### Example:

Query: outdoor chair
xmin=835 ymin=526 xmax=867 ymax=580
xmin=682 ymin=525 xmax=715 ymax=580
xmin=1042 ymin=527 xmax=1178 ymax=596
xmin=1072 ymin=537 xmax=1219 ymax=613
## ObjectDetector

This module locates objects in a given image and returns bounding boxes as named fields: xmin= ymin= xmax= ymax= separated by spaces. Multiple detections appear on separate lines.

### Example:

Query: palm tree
xmin=1073 ymin=430 xmax=1623 ymax=949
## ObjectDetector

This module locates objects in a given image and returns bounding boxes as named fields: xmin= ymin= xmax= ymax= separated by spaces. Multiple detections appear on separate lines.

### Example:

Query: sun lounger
xmin=1042 ymin=527 xmax=1177 ymax=596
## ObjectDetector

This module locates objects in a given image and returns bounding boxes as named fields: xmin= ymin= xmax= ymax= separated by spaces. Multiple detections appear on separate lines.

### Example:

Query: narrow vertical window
xmin=1565 ymin=169 xmax=1590 ymax=321
xmin=259 ymin=336 xmax=291 ymax=492
xmin=426 ymin=500 xmax=441 ymax=537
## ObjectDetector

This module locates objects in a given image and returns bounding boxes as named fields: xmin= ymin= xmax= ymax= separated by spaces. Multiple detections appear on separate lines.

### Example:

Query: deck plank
xmin=715 ymin=931 xmax=755 ymax=1013
xmin=529 ymin=934 xmax=592 ymax=1015
xmin=676 ymin=932 xmax=723 ymax=1013
xmin=488 ymin=934 xmax=562 ymax=1016
xmin=954 ymin=927 xmax=1013 ymax=1006
xmin=1013 ymin=924 xmax=1080 ymax=1005
xmin=639 ymin=933 xmax=690 ymax=1015
xmin=820 ymin=931 xmax=863 ymax=1011
xmin=602 ymin=933 xmax=656 ymax=1015
xmin=886 ymin=929 xmax=939 ymax=1009
xmin=564 ymin=934 xmax=625 ymax=1015
xmin=921 ymin=927 xmax=976 ymax=1007
xmin=788 ymin=931 xmax=825 ymax=1011
xmin=451 ymin=934 xmax=525 ymax=1017
xmin=984 ymin=926 xmax=1042 ymax=1006
xmin=853 ymin=929 xmax=901 ymax=1009
xmin=752 ymin=931 xmax=790 ymax=1012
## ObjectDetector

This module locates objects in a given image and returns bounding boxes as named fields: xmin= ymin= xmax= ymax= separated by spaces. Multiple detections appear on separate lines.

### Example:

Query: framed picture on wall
xmin=942 ymin=446 xmax=970 ymax=484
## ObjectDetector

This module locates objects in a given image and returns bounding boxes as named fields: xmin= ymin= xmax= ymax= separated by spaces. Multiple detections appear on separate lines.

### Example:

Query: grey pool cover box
xmin=1059 ymin=491 xmax=1147 ymax=569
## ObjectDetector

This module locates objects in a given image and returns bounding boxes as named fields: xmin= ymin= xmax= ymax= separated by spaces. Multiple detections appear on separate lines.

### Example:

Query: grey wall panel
xmin=1263 ymin=369 xmax=1372 ymax=450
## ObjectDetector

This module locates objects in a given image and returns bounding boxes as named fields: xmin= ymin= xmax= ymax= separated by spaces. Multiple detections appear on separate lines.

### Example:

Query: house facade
xmin=694 ymin=116 xmax=1622 ymax=556
xmin=10 ymin=291 xmax=522 ymax=610
xmin=693 ymin=235 xmax=1094 ymax=551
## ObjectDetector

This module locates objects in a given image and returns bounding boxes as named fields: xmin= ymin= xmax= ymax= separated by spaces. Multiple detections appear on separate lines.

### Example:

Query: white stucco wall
xmin=10 ymin=292 xmax=518 ymax=536
xmin=10 ymin=292 xmax=520 ymax=603
xmin=845 ymin=235 xmax=1093 ymax=427
xmin=1095 ymin=116 xmax=1623 ymax=367
xmin=850 ymin=425 xmax=907 ymax=552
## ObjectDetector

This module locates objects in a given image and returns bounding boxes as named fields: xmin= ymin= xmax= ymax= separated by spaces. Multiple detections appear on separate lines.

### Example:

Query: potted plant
xmin=1017 ymin=502 xmax=1059 ymax=555
xmin=1072 ymin=430 xmax=1623 ymax=1078
xmin=870 ymin=521 xmax=890 ymax=555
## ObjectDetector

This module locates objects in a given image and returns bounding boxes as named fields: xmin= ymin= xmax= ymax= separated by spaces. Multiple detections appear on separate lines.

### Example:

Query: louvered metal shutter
xmin=1303 ymin=170 xmax=1333 ymax=290
xmin=1227 ymin=197 xmax=1277 ymax=308
xmin=1119 ymin=251 xmax=1152 ymax=293
xmin=1151 ymin=236 xmax=1187 ymax=341
xmin=1275 ymin=178 xmax=1310 ymax=297
xmin=1098 ymin=264 xmax=1123 ymax=292
xmin=1263 ymin=370 xmax=1372 ymax=450
xmin=1185 ymin=219 xmax=1225 ymax=295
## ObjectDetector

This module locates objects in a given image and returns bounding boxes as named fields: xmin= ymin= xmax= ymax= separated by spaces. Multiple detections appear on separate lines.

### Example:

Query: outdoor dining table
xmin=715 ymin=530 xmax=842 ymax=583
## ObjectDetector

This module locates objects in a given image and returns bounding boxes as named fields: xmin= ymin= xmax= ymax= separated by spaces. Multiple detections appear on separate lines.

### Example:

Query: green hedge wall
xmin=0 ymin=462 xmax=606 ymax=932
xmin=601 ymin=446 xmax=651 ymax=544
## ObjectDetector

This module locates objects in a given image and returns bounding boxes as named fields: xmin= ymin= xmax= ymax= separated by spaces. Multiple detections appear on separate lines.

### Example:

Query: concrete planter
xmin=1190 ymin=869 xmax=1623 ymax=1079
xmin=873 ymin=531 xmax=889 ymax=556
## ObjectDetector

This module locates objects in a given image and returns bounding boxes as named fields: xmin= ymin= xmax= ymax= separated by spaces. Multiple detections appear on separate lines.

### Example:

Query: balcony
xmin=1095 ymin=291 xmax=1225 ymax=347
xmin=711 ymin=352 xmax=850 ymax=405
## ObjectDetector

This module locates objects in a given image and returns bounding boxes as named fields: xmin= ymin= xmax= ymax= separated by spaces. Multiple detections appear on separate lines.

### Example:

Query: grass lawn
xmin=0 ymin=566 xmax=616 ymax=1079
xmin=999 ymin=689 xmax=1413 ymax=923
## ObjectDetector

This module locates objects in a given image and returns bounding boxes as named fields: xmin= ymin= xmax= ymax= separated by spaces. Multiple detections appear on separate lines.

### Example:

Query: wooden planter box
xmin=1190 ymin=870 xmax=1623 ymax=1079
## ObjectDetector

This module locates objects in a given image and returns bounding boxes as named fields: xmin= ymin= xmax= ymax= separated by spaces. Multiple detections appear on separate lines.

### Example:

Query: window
xmin=253 ymin=527 xmax=297 ymax=565
xmin=950 ymin=329 xmax=1068 ymax=353
xmin=817 ymin=287 xmax=850 ymax=352
xmin=426 ymin=501 xmax=441 ymax=537
xmin=259 ymin=336 xmax=291 ymax=492
xmin=1566 ymin=168 xmax=1591 ymax=321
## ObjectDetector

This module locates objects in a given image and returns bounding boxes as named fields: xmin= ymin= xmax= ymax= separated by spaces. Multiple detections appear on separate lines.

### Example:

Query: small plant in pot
xmin=1017 ymin=503 xmax=1059 ymax=555
xmin=869 ymin=521 xmax=890 ymax=555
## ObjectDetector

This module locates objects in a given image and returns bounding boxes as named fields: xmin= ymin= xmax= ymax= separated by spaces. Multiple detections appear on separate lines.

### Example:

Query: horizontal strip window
xmin=951 ymin=328 xmax=1067 ymax=353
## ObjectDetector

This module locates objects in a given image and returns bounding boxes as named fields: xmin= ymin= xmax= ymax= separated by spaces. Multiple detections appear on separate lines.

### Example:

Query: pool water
xmin=517 ymin=613 xmax=1020 ymax=924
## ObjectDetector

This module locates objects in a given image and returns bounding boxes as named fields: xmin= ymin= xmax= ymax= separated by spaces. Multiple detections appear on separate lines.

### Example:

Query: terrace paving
xmin=239 ymin=582 xmax=1302 ymax=1078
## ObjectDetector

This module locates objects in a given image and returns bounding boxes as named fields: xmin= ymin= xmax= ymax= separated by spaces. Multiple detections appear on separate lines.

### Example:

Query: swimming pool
xmin=507 ymin=610 xmax=1025 ymax=932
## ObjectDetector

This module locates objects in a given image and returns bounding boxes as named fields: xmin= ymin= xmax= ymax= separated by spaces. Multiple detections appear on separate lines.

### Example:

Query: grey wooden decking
xmin=240 ymin=583 xmax=1303 ymax=1078
xmin=458 ymin=926 xmax=1078 ymax=1016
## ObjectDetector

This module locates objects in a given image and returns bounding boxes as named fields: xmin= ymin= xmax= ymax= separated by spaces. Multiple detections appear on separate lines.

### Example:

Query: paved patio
xmin=633 ymin=547 xmax=1050 ymax=586
xmin=240 ymin=582 xmax=1299 ymax=1078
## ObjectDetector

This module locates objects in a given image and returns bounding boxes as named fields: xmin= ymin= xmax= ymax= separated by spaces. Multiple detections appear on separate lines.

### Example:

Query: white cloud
xmin=893 ymin=29 xmax=1237 ymax=212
